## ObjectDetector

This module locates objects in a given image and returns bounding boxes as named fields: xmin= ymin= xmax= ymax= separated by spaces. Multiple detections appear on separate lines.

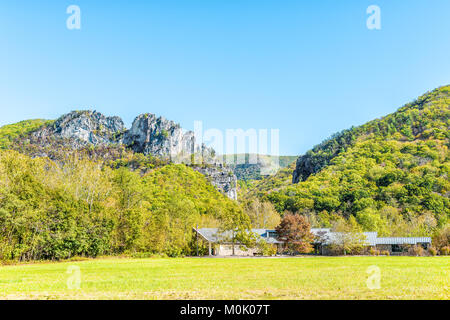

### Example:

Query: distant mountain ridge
xmin=223 ymin=154 xmax=297 ymax=181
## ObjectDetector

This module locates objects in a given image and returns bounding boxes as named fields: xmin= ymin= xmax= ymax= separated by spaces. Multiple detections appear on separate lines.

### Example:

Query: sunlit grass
xmin=0 ymin=256 xmax=448 ymax=299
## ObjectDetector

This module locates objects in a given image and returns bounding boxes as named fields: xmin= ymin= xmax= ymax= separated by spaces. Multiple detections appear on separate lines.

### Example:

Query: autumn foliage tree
xmin=276 ymin=213 xmax=314 ymax=254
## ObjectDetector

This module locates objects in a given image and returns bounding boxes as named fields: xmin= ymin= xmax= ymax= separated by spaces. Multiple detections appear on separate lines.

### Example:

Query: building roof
xmin=310 ymin=229 xmax=431 ymax=246
xmin=195 ymin=228 xmax=431 ymax=246
xmin=376 ymin=237 xmax=431 ymax=245
xmin=195 ymin=228 xmax=283 ymax=244
xmin=311 ymin=229 xmax=378 ymax=246
xmin=195 ymin=228 xmax=219 ymax=242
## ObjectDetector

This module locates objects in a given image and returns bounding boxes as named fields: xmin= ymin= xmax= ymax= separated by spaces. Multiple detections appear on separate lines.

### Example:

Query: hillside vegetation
xmin=249 ymin=86 xmax=450 ymax=237
xmin=0 ymin=150 xmax=248 ymax=262
xmin=0 ymin=119 xmax=52 ymax=149
xmin=0 ymin=86 xmax=448 ymax=261
xmin=293 ymin=86 xmax=449 ymax=182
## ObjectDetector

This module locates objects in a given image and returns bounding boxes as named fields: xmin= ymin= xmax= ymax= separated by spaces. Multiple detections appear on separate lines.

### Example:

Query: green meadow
xmin=0 ymin=256 xmax=448 ymax=300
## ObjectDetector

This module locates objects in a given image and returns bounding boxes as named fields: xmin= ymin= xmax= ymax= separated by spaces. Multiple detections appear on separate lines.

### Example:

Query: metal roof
xmin=195 ymin=228 xmax=283 ymax=244
xmin=364 ymin=232 xmax=379 ymax=246
xmin=321 ymin=232 xmax=377 ymax=246
xmin=310 ymin=229 xmax=377 ymax=246
xmin=195 ymin=228 xmax=222 ymax=242
xmin=376 ymin=237 xmax=431 ymax=245
xmin=195 ymin=228 xmax=431 ymax=246
xmin=310 ymin=229 xmax=431 ymax=246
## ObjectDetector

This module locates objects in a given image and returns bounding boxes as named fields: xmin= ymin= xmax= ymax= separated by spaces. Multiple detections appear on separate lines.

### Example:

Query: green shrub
xmin=408 ymin=245 xmax=426 ymax=257
xmin=369 ymin=247 xmax=376 ymax=256
xmin=428 ymin=247 xmax=437 ymax=256
xmin=260 ymin=244 xmax=278 ymax=256
xmin=165 ymin=246 xmax=185 ymax=258
xmin=440 ymin=246 xmax=450 ymax=256
xmin=0 ymin=119 xmax=52 ymax=149
xmin=369 ymin=247 xmax=381 ymax=256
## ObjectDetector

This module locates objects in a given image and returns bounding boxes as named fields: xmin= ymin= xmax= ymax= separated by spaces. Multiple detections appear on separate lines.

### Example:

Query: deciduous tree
xmin=276 ymin=213 xmax=314 ymax=254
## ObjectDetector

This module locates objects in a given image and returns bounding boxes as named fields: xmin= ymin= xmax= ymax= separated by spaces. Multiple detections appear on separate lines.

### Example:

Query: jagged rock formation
xmin=31 ymin=110 xmax=125 ymax=148
xmin=122 ymin=114 xmax=236 ymax=199
xmin=15 ymin=110 xmax=237 ymax=200
xmin=193 ymin=164 xmax=238 ymax=200
xmin=123 ymin=113 xmax=214 ymax=162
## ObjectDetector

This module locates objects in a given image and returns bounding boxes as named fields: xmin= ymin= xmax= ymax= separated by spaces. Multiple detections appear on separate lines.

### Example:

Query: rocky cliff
xmin=193 ymin=164 xmax=238 ymax=200
xmin=31 ymin=110 xmax=126 ymax=148
xmin=20 ymin=110 xmax=237 ymax=200
xmin=123 ymin=113 xmax=214 ymax=162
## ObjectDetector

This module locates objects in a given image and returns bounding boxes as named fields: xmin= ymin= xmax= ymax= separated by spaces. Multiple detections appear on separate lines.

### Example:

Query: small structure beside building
xmin=194 ymin=228 xmax=431 ymax=256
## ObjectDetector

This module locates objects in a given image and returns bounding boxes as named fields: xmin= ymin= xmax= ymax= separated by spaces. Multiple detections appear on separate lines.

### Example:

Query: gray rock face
xmin=28 ymin=110 xmax=237 ymax=200
xmin=123 ymin=113 xmax=236 ymax=200
xmin=32 ymin=110 xmax=125 ymax=148
xmin=193 ymin=165 xmax=238 ymax=201
xmin=292 ymin=154 xmax=315 ymax=183
xmin=124 ymin=113 xmax=214 ymax=162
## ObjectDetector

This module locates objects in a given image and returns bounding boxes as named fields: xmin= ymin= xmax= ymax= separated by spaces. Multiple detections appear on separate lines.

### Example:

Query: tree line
xmin=0 ymin=150 xmax=251 ymax=261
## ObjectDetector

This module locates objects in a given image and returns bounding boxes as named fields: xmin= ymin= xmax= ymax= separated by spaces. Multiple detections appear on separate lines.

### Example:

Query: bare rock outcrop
xmin=193 ymin=164 xmax=238 ymax=201
xmin=124 ymin=113 xmax=214 ymax=162
xmin=25 ymin=110 xmax=237 ymax=200
xmin=31 ymin=110 xmax=125 ymax=148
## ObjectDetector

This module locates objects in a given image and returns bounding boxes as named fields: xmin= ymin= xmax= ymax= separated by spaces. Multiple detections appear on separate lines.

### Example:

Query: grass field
xmin=0 ymin=256 xmax=448 ymax=300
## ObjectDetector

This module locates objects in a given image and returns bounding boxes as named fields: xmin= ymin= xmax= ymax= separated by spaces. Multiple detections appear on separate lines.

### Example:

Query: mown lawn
xmin=0 ymin=256 xmax=448 ymax=300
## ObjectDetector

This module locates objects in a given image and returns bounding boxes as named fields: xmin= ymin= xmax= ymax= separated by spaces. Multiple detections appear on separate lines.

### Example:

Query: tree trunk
xmin=232 ymin=230 xmax=235 ymax=256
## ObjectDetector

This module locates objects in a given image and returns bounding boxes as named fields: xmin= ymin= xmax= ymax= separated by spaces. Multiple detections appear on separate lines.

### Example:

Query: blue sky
xmin=1 ymin=0 xmax=449 ymax=155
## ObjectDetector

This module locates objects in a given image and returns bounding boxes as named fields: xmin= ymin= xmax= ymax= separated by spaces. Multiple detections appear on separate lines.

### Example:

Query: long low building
xmin=310 ymin=229 xmax=431 ymax=255
xmin=194 ymin=228 xmax=431 ymax=256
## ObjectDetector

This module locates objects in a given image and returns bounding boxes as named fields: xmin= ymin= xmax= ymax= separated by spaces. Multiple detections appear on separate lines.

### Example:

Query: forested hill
xmin=293 ymin=85 xmax=450 ymax=183
xmin=0 ymin=149 xmax=249 ymax=261
xmin=0 ymin=113 xmax=252 ymax=262
xmin=0 ymin=85 xmax=448 ymax=262
xmin=0 ymin=119 xmax=53 ymax=150
xmin=249 ymin=85 xmax=449 ymax=236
